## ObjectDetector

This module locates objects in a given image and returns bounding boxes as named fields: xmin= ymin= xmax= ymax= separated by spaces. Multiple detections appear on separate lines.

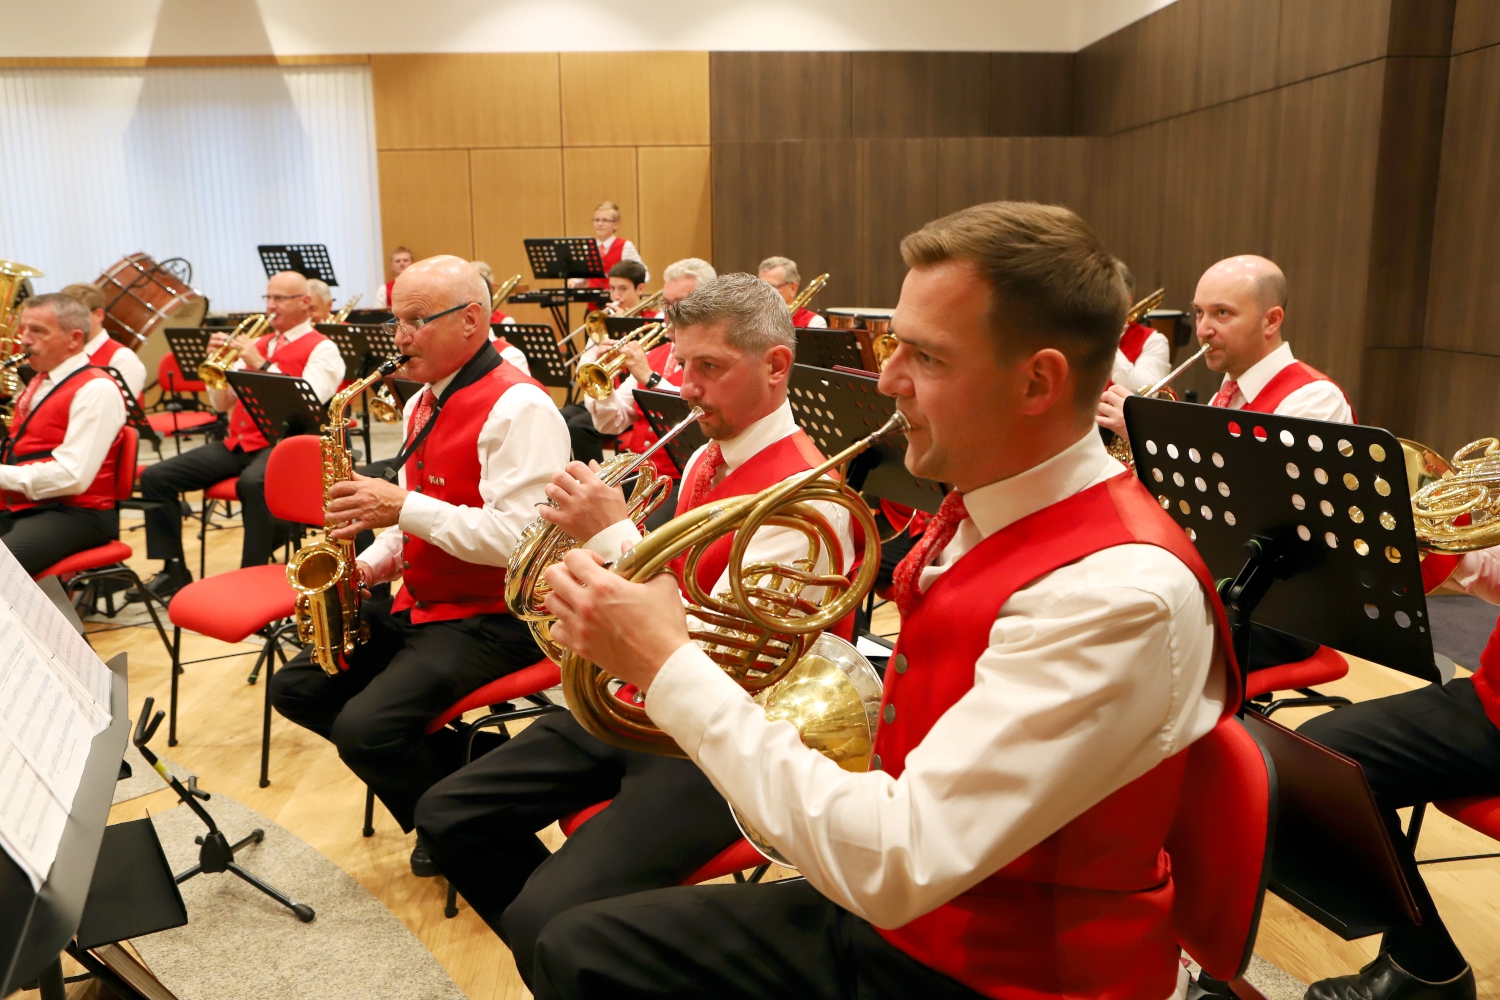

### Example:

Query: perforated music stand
xmin=794 ymin=329 xmax=868 ymax=373
xmin=389 ymin=378 xmax=422 ymax=408
xmin=98 ymin=366 xmax=161 ymax=455
xmin=524 ymin=238 xmax=605 ymax=283
xmin=225 ymin=371 xmax=326 ymax=444
xmin=512 ymin=324 xmax=576 ymax=396
xmin=634 ymin=388 xmax=709 ymax=475
xmin=603 ymin=316 xmax=652 ymax=339
xmin=257 ymin=244 xmax=337 ymax=286
xmin=163 ymin=328 xmax=216 ymax=377
xmin=345 ymin=308 xmax=392 ymax=326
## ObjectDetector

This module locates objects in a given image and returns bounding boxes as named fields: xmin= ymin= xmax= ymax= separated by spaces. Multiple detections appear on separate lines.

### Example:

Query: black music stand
xmin=525 ymin=237 xmax=605 ymax=284
xmin=345 ymin=308 xmax=393 ymax=326
xmin=389 ymin=377 xmax=422 ymax=407
xmin=795 ymin=328 xmax=868 ymax=373
xmin=1124 ymin=396 xmax=1430 ymax=941
xmin=511 ymin=324 xmax=578 ymax=400
xmin=98 ymin=365 xmax=161 ymax=457
xmin=225 ymin=371 xmax=325 ymax=444
xmin=315 ymin=323 xmax=375 ymax=460
xmin=163 ymin=327 xmax=215 ymax=379
xmin=604 ymin=316 xmax=652 ymax=339
xmin=257 ymin=244 xmax=337 ymax=286
xmin=634 ymin=388 xmax=710 ymax=475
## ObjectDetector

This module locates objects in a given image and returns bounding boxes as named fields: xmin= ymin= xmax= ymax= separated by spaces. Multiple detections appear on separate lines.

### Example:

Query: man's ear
xmin=1262 ymin=305 xmax=1285 ymax=339
xmin=1017 ymin=347 xmax=1071 ymax=417
xmin=766 ymin=344 xmax=794 ymax=384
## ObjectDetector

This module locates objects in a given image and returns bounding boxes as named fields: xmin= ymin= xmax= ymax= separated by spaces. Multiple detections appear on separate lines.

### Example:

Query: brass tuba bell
xmin=1405 ymin=437 xmax=1500 ymax=553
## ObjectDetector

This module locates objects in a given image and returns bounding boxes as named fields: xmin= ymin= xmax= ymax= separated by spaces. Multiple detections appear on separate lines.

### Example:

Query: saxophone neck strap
xmin=381 ymin=344 xmax=503 ymax=483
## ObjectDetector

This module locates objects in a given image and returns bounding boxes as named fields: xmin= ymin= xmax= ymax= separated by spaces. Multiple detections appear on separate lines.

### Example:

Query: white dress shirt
xmin=0 ymin=351 xmax=126 ymax=501
xmin=488 ymin=330 xmax=530 ymax=375
xmin=357 ymin=367 xmax=569 ymax=582
xmin=583 ymin=399 xmax=855 ymax=601
xmin=1111 ymin=328 xmax=1171 ymax=389
xmin=800 ymin=312 xmax=829 ymax=329
xmin=643 ymin=428 xmax=1225 ymax=932
xmin=86 ymin=332 xmax=147 ymax=401
xmin=600 ymin=236 xmax=647 ymax=283
xmin=1214 ymin=342 xmax=1352 ymax=423
xmin=206 ymin=319 xmax=346 ymax=412
xmin=376 ymin=283 xmax=390 ymax=308
xmin=582 ymin=342 xmax=679 ymax=437
xmin=1438 ymin=548 xmax=1500 ymax=606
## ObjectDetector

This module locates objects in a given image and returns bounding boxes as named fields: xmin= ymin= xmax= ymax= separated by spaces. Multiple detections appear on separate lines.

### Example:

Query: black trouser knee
xmin=561 ymin=404 xmax=604 ymax=465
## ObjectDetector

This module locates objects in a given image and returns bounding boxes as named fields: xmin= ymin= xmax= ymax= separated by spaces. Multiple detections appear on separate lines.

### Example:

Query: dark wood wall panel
xmin=1388 ymin=0 xmax=1456 ymax=55
xmin=850 ymin=53 xmax=992 ymax=139
xmin=1075 ymin=1 xmax=1201 ymax=136
xmin=1196 ymin=0 xmax=1281 ymax=107
xmin=935 ymin=137 xmax=1089 ymax=217
xmin=1275 ymin=0 xmax=1394 ymax=84
xmin=989 ymin=54 xmax=1075 ymax=135
xmin=1415 ymin=351 xmax=1500 ymax=455
xmin=709 ymin=53 xmax=851 ymax=141
xmin=858 ymin=140 xmax=940 ymax=306
xmin=1452 ymin=0 xmax=1500 ymax=53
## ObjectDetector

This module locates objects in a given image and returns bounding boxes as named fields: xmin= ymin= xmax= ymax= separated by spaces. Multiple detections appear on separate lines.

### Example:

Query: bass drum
xmin=95 ymin=253 xmax=208 ymax=351
xmin=824 ymin=307 xmax=896 ymax=371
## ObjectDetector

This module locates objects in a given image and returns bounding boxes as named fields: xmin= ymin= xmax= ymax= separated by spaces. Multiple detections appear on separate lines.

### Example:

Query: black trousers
xmin=139 ymin=441 xmax=280 ymax=568
xmin=269 ymin=598 xmax=543 ymax=831
xmin=0 ymin=505 xmax=118 ymax=577
xmin=531 ymin=878 xmax=987 ymax=1000
xmin=1299 ymin=678 xmax=1500 ymax=981
xmin=415 ymin=712 xmax=740 ymax=987
xmin=561 ymin=404 xmax=604 ymax=466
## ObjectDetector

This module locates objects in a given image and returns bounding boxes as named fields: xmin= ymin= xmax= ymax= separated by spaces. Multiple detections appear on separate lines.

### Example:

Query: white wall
xmin=4 ymin=0 xmax=1177 ymax=56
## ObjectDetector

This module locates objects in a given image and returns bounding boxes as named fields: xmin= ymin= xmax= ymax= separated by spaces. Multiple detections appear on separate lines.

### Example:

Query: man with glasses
xmin=270 ymin=255 xmax=568 ymax=879
xmin=758 ymin=256 xmax=826 ymax=328
xmin=137 ymin=270 xmax=345 ymax=597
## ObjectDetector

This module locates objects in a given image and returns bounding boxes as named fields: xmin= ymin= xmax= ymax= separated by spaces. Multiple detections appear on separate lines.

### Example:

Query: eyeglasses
xmin=382 ymin=301 xmax=475 ymax=337
xmin=262 ymin=293 xmax=308 ymax=303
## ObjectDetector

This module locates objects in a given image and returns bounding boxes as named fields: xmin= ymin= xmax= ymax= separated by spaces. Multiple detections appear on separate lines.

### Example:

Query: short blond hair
xmin=593 ymin=201 xmax=621 ymax=222
xmin=61 ymin=283 xmax=105 ymax=312
xmin=757 ymin=256 xmax=800 ymax=284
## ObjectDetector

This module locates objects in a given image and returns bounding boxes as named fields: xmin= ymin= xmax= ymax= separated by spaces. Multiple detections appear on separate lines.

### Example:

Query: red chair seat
xmin=204 ymin=477 xmax=239 ymax=502
xmin=169 ymin=565 xmax=295 ymax=644
xmin=1435 ymin=795 xmax=1500 ymax=840
xmin=1244 ymin=645 xmax=1347 ymax=699
xmin=424 ymin=659 xmax=560 ymax=734
xmin=36 ymin=540 xmax=134 ymax=580
xmin=147 ymin=411 xmax=218 ymax=433
xmin=558 ymin=798 xmax=767 ymax=883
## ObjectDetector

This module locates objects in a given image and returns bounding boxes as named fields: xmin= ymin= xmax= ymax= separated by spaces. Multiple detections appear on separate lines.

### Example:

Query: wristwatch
xmin=645 ymin=372 xmax=662 ymax=389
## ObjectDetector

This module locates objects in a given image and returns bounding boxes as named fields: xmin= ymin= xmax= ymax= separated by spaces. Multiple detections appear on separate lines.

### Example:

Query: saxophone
xmin=287 ymin=354 xmax=410 ymax=674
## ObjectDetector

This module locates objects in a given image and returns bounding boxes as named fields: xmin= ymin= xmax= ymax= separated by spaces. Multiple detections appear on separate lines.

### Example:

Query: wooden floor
xmin=81 ymin=459 xmax=1500 ymax=999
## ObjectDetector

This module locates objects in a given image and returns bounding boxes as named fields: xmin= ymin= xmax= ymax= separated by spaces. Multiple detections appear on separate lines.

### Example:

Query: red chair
xmin=1166 ymin=715 xmax=1277 ymax=992
xmin=195 ymin=476 xmax=239 ymax=579
xmin=163 ymin=435 xmax=322 ymax=787
xmin=148 ymin=353 xmax=220 ymax=454
xmin=1404 ymin=795 xmax=1500 ymax=866
xmin=1245 ymin=645 xmax=1352 ymax=717
xmin=34 ymin=427 xmax=172 ymax=660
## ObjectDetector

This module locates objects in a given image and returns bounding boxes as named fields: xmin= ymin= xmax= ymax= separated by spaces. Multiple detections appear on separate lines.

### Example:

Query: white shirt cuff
xmin=583 ymin=518 xmax=642 ymax=561
xmin=645 ymin=641 xmax=748 ymax=758
xmin=397 ymin=490 xmax=446 ymax=541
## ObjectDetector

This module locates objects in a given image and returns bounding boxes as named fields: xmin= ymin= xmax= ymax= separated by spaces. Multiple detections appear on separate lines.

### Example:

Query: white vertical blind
xmin=0 ymin=65 xmax=382 ymax=313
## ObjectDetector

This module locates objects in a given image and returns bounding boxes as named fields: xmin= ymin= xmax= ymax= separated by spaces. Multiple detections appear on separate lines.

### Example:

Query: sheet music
xmin=0 ymin=542 xmax=113 ymax=889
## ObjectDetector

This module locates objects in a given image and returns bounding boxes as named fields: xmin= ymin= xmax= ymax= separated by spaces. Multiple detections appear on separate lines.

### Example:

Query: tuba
xmin=287 ymin=354 xmax=410 ymax=674
xmin=198 ymin=313 xmax=271 ymax=390
xmin=1126 ymin=287 xmax=1165 ymax=326
xmin=1404 ymin=438 xmax=1500 ymax=553
xmin=0 ymin=260 xmax=43 ymax=405
xmin=507 ymin=406 xmax=705 ymax=661
xmin=331 ymin=293 xmax=362 ymax=323
xmin=786 ymin=273 xmax=829 ymax=317
xmin=574 ymin=320 xmax=672 ymax=400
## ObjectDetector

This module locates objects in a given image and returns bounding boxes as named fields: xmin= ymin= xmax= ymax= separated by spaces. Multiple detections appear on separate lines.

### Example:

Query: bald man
xmin=270 ymin=255 xmax=568 ymax=879
xmin=137 ymin=270 xmax=346 ymax=597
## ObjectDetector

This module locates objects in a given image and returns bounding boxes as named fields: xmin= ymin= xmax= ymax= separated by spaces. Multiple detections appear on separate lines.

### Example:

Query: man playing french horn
xmin=269 ymin=255 xmax=568 ymax=879
xmin=414 ymin=273 xmax=855 ymax=990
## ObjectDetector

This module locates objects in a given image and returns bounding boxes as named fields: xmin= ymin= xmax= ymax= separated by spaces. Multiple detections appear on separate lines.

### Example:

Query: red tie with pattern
xmin=1210 ymin=378 xmax=1240 ymax=409
xmin=11 ymin=374 xmax=44 ymax=427
xmin=408 ymin=388 xmax=435 ymax=439
xmin=683 ymin=443 xmax=726 ymax=511
xmin=891 ymin=490 xmax=969 ymax=619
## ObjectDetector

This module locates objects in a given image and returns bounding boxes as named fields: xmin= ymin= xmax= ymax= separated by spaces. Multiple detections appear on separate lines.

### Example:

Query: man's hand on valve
xmin=539 ymin=461 xmax=631 ymax=543
xmin=543 ymin=549 xmax=688 ymax=693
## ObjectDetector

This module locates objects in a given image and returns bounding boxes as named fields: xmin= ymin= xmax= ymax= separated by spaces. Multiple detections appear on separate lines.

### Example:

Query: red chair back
xmin=1165 ymin=716 xmax=1276 ymax=981
xmin=113 ymin=427 xmax=138 ymax=501
xmin=159 ymin=352 xmax=207 ymax=394
xmin=265 ymin=435 xmax=325 ymax=527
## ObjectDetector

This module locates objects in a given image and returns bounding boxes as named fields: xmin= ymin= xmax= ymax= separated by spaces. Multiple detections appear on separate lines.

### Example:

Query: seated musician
xmin=757 ymin=255 xmax=827 ymax=327
xmin=308 ymin=278 xmax=334 ymax=323
xmin=530 ymin=202 xmax=1237 ymax=1000
xmin=605 ymin=259 xmax=656 ymax=317
xmin=1109 ymin=262 xmax=1170 ymax=389
xmin=564 ymin=257 xmax=715 ymax=491
xmin=568 ymin=201 xmax=646 ymax=291
xmin=470 ymin=261 xmax=530 ymax=374
xmin=414 ymin=272 xmax=854 ymax=989
xmin=136 ymin=271 xmax=345 ymax=598
xmin=0 ymin=293 xmax=127 ymax=576
xmin=270 ymin=255 xmax=568 ymax=878
xmin=60 ymin=283 xmax=147 ymax=401
xmin=375 ymin=246 xmax=414 ymax=309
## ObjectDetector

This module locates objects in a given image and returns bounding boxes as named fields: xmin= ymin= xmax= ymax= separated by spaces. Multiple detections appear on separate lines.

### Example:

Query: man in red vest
xmin=136 ymin=270 xmax=346 ymax=597
xmin=533 ymin=203 xmax=1240 ymax=1000
xmin=414 ymin=272 xmax=855 ymax=990
xmin=1293 ymin=547 xmax=1497 ymax=1000
xmin=375 ymin=246 xmax=413 ymax=309
xmin=0 ymin=293 xmax=127 ymax=575
xmin=271 ymin=255 xmax=569 ymax=878
xmin=758 ymin=255 xmax=827 ymax=328
xmin=567 ymin=201 xmax=645 ymax=292
xmin=605 ymin=259 xmax=656 ymax=317
xmin=1109 ymin=262 xmax=1170 ymax=390
xmin=60 ymin=283 xmax=147 ymax=400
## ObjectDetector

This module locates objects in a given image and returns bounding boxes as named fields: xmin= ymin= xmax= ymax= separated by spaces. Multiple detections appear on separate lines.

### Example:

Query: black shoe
xmin=128 ymin=564 xmax=193 ymax=604
xmin=410 ymin=834 xmax=440 ymax=878
xmin=1306 ymin=954 xmax=1475 ymax=1000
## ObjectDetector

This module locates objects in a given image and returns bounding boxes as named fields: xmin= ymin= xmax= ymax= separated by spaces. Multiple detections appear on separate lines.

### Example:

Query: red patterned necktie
xmin=683 ymin=443 xmax=726 ymax=511
xmin=891 ymin=490 xmax=969 ymax=619
xmin=12 ymin=373 xmax=45 ymax=426
xmin=408 ymin=388 xmax=435 ymax=438
xmin=1210 ymin=378 xmax=1240 ymax=409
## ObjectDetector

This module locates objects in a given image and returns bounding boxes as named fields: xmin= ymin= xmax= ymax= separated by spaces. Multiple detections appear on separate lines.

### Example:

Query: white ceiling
xmin=5 ymin=0 xmax=1177 ymax=56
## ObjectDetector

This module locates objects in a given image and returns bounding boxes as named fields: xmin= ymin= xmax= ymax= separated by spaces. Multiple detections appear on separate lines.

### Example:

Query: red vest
xmin=392 ymin=361 xmax=546 ymax=624
xmin=89 ymin=335 xmax=128 ymax=369
xmin=874 ymin=473 xmax=1239 ymax=1000
xmin=223 ymin=330 xmax=330 ymax=453
xmin=1117 ymin=322 xmax=1155 ymax=363
xmin=589 ymin=238 xmax=628 ymax=289
xmin=384 ymin=280 xmax=396 ymax=306
xmin=490 ymin=308 xmax=511 ymax=325
xmin=2 ymin=367 xmax=122 ymax=512
xmin=1229 ymin=360 xmax=1355 ymax=421
xmin=792 ymin=307 xmax=821 ymax=328
xmin=622 ymin=341 xmax=685 ymax=479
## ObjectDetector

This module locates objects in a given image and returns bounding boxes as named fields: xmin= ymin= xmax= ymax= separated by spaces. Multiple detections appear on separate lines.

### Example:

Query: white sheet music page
xmin=0 ymin=543 xmax=113 ymax=889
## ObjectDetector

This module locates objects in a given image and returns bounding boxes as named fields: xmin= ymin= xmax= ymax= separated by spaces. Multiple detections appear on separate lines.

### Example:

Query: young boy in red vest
xmin=758 ymin=255 xmax=827 ymax=327
xmin=271 ymin=256 xmax=568 ymax=878
xmin=376 ymin=246 xmax=413 ymax=309
xmin=533 ymin=203 xmax=1240 ymax=1000
xmin=413 ymin=273 xmax=856 ymax=990
xmin=135 ymin=271 xmax=345 ymax=597
xmin=60 ymin=282 xmax=147 ymax=401
xmin=0 ymin=293 xmax=127 ymax=576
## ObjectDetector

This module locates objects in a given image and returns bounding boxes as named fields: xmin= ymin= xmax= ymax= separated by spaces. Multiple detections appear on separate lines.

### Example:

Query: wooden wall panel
xmin=1196 ymin=0 xmax=1281 ymax=107
xmin=1360 ymin=346 xmax=1425 ymax=437
xmin=1452 ymin=0 xmax=1500 ymax=53
xmin=1414 ymin=350 xmax=1500 ymax=455
xmin=376 ymin=149 xmax=472 ymax=260
xmin=371 ymin=53 xmax=561 ymax=149
xmin=935 ymin=137 xmax=1089 ymax=218
xmin=562 ymin=147 xmax=639 ymax=248
xmin=1276 ymin=0 xmax=1394 ymax=85
xmin=470 ymin=148 xmax=564 ymax=326
xmin=1076 ymin=23 xmax=1131 ymax=135
xmin=989 ymin=54 xmax=1075 ymax=136
xmin=851 ymin=53 xmax=991 ymax=139
xmin=1387 ymin=0 xmax=1456 ymax=56
xmin=709 ymin=52 xmax=851 ymax=142
xmin=638 ymin=146 xmax=713 ymax=287
xmin=559 ymin=52 xmax=710 ymax=147
xmin=858 ymin=140 xmax=940 ymax=306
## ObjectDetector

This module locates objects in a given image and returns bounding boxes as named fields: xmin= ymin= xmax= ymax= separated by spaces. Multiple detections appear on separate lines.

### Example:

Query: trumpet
xmin=491 ymin=273 xmax=523 ymax=313
xmin=287 ymin=353 xmax=410 ymax=675
xmin=1106 ymin=342 xmax=1211 ymax=466
xmin=787 ymin=273 xmax=829 ymax=317
xmin=575 ymin=321 xmax=671 ymax=400
xmin=559 ymin=288 xmax=666 ymax=355
xmin=331 ymin=293 xmax=362 ymax=323
xmin=198 ymin=313 xmax=271 ymax=390
xmin=507 ymin=406 xmax=705 ymax=661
